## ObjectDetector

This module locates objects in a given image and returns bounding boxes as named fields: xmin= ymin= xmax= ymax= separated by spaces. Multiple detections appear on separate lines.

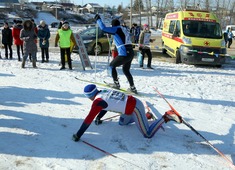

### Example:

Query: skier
xmin=94 ymin=14 xmax=137 ymax=94
xmin=72 ymin=84 xmax=182 ymax=141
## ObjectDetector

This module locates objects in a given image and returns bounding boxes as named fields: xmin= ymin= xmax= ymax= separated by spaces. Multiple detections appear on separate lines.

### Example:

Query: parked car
xmin=51 ymin=22 xmax=59 ymax=28
xmin=73 ymin=26 xmax=110 ymax=55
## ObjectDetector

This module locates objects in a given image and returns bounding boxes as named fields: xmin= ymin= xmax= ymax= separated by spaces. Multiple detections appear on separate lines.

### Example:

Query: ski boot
xmin=163 ymin=110 xmax=182 ymax=123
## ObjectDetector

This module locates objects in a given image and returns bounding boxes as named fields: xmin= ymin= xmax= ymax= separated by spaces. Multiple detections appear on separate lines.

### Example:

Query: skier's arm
xmin=73 ymin=98 xmax=108 ymax=141
xmin=97 ymin=19 xmax=117 ymax=35
xmin=95 ymin=110 xmax=107 ymax=125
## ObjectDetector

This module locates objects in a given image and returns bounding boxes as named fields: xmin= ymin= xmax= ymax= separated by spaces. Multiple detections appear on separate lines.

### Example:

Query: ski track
xmin=0 ymin=51 xmax=235 ymax=170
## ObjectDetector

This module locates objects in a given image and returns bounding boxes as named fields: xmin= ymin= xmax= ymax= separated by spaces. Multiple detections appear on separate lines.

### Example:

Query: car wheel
xmin=92 ymin=43 xmax=102 ymax=55
xmin=176 ymin=50 xmax=182 ymax=64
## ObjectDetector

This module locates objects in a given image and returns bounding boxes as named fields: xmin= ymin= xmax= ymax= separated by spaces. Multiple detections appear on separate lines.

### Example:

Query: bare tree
xmin=117 ymin=5 xmax=123 ymax=13
xmin=133 ymin=0 xmax=144 ymax=25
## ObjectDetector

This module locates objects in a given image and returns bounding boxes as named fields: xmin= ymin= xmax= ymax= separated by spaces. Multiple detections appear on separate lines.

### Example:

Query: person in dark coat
xmin=12 ymin=20 xmax=24 ymax=61
xmin=29 ymin=18 xmax=38 ymax=62
xmin=1 ymin=22 xmax=13 ymax=59
xmin=20 ymin=20 xmax=38 ymax=68
xmin=38 ymin=20 xmax=50 ymax=63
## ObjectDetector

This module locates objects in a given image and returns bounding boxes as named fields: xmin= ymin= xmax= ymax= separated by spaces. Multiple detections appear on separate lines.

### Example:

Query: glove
xmin=95 ymin=118 xmax=103 ymax=125
xmin=94 ymin=14 xmax=101 ymax=21
xmin=72 ymin=134 xmax=80 ymax=142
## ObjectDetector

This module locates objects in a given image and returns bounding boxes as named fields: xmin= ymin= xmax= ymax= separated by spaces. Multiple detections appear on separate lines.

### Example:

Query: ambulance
xmin=161 ymin=9 xmax=226 ymax=66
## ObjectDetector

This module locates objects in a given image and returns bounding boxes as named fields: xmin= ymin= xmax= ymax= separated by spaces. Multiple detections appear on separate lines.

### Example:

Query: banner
xmin=73 ymin=33 xmax=92 ymax=70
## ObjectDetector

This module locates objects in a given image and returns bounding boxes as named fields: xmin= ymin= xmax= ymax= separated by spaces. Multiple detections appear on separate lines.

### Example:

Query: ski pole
xmin=81 ymin=140 xmax=145 ymax=169
xmin=102 ymin=114 xmax=120 ymax=121
xmin=182 ymin=119 xmax=235 ymax=170
xmin=153 ymin=87 xmax=235 ymax=169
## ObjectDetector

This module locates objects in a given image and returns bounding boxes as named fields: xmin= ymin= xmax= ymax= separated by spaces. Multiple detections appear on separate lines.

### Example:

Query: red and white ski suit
xmin=75 ymin=89 xmax=164 ymax=139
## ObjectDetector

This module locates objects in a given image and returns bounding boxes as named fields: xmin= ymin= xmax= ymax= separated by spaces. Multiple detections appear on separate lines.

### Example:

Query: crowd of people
xmin=1 ymin=16 xmax=156 ymax=93
xmin=1 ymin=18 xmax=75 ymax=70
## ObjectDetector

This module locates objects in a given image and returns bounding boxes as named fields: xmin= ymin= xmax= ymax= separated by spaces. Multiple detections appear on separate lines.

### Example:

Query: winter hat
xmin=111 ymin=19 xmax=120 ymax=27
xmin=40 ymin=20 xmax=45 ymax=26
xmin=62 ymin=21 xmax=69 ymax=26
xmin=84 ymin=84 xmax=98 ymax=98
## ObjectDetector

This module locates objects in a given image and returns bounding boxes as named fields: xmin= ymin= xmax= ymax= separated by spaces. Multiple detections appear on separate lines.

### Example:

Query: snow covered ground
xmin=0 ymin=49 xmax=235 ymax=170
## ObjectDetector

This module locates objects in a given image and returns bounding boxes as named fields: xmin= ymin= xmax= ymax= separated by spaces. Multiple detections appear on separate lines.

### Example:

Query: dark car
xmin=51 ymin=22 xmax=59 ymax=28
xmin=73 ymin=27 xmax=110 ymax=55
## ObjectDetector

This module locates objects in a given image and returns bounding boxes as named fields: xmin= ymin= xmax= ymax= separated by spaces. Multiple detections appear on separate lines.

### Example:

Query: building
xmin=83 ymin=3 xmax=103 ymax=13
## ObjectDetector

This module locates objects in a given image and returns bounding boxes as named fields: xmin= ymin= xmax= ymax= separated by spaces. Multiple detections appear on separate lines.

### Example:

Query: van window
xmin=169 ymin=20 xmax=176 ymax=34
xmin=182 ymin=20 xmax=222 ymax=39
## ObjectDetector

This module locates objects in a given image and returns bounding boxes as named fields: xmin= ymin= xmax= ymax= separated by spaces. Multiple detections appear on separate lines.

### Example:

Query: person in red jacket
xmin=12 ymin=20 xmax=23 ymax=61
xmin=72 ymin=84 xmax=182 ymax=141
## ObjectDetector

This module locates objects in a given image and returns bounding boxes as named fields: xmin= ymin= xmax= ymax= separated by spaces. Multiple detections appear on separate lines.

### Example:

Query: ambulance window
xmin=175 ymin=20 xmax=181 ymax=37
xmin=169 ymin=20 xmax=176 ymax=34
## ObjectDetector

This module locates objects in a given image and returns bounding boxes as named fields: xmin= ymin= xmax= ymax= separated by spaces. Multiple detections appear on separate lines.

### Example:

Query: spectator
xmin=138 ymin=24 xmax=154 ymax=69
xmin=58 ymin=18 xmax=65 ymax=29
xmin=224 ymin=27 xmax=229 ymax=46
xmin=20 ymin=20 xmax=38 ymax=68
xmin=12 ymin=20 xmax=24 ymax=61
xmin=130 ymin=23 xmax=141 ymax=44
xmin=38 ymin=20 xmax=50 ymax=63
xmin=1 ymin=22 xmax=13 ymax=59
xmin=227 ymin=28 xmax=234 ymax=48
xmin=29 ymin=18 xmax=38 ymax=62
xmin=55 ymin=21 xmax=76 ymax=70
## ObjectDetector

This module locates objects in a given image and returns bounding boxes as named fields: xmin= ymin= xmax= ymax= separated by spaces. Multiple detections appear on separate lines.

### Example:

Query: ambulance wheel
xmin=176 ymin=50 xmax=182 ymax=64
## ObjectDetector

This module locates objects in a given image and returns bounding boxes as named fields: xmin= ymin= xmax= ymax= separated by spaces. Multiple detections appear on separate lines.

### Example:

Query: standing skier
xmin=72 ymin=84 xmax=182 ymax=141
xmin=94 ymin=14 xmax=137 ymax=94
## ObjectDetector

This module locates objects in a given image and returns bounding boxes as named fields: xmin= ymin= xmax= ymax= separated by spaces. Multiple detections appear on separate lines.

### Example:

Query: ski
xmin=74 ymin=77 xmax=141 ymax=96
xmin=103 ymin=81 xmax=138 ymax=95
xmin=74 ymin=77 xmax=126 ymax=92
xmin=152 ymin=87 xmax=235 ymax=169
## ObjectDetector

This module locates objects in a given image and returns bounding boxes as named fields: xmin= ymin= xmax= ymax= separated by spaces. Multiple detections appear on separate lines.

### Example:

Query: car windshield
xmin=182 ymin=20 xmax=222 ymax=39
xmin=80 ymin=27 xmax=102 ymax=36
